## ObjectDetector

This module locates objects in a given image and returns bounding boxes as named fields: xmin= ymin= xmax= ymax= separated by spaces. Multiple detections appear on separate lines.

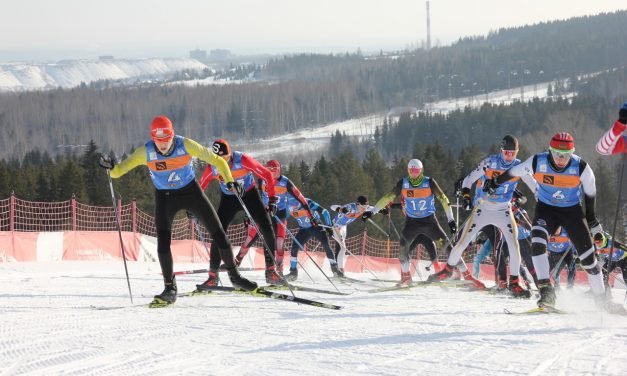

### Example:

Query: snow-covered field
xmin=1 ymin=261 xmax=626 ymax=376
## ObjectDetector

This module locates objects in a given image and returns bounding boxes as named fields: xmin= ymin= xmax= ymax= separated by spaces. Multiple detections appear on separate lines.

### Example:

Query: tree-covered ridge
xmin=2 ymin=11 xmax=627 ymax=160
xmin=2 ymin=82 xmax=624 ymax=238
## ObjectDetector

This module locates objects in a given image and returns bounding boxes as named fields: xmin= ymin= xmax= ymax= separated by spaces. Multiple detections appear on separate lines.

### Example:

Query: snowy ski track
xmin=1 ymin=262 xmax=626 ymax=375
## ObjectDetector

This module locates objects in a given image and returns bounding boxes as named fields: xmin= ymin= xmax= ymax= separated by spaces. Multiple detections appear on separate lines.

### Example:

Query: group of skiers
xmin=98 ymin=102 xmax=627 ymax=312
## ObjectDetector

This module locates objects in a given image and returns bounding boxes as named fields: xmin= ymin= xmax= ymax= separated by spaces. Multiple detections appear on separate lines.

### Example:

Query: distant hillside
xmin=2 ymin=10 xmax=627 ymax=159
xmin=0 ymin=58 xmax=208 ymax=91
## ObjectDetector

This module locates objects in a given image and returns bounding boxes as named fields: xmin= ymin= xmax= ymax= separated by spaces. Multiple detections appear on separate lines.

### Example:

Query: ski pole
xmin=275 ymin=215 xmax=341 ymax=292
xmin=550 ymin=247 xmax=573 ymax=281
xmin=330 ymin=226 xmax=385 ymax=284
xmin=106 ymin=170 xmax=133 ymax=304
xmin=366 ymin=218 xmax=390 ymax=237
xmin=234 ymin=194 xmax=296 ymax=297
xmin=192 ymin=218 xmax=223 ymax=286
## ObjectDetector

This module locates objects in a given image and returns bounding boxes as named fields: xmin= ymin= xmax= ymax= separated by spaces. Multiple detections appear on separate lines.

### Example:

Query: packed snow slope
xmin=0 ymin=58 xmax=207 ymax=91
xmin=1 ymin=261 xmax=626 ymax=376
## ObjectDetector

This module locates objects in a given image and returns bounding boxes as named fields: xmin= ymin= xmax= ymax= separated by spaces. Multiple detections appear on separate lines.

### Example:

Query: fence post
xmin=9 ymin=192 xmax=15 ymax=258
xmin=117 ymin=199 xmax=122 ymax=229
xmin=71 ymin=194 xmax=76 ymax=231
xmin=131 ymin=199 xmax=137 ymax=234
xmin=9 ymin=192 xmax=14 ymax=232
xmin=361 ymin=230 xmax=368 ymax=273
xmin=190 ymin=216 xmax=195 ymax=261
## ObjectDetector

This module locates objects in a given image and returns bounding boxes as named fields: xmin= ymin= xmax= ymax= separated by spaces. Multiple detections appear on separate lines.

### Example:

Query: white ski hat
xmin=407 ymin=159 xmax=423 ymax=171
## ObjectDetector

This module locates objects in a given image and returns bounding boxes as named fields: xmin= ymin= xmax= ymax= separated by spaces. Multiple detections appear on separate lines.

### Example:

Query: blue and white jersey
xmin=598 ymin=239 xmax=626 ymax=262
xmin=548 ymin=228 xmax=571 ymax=253
xmin=332 ymin=202 xmax=373 ymax=227
xmin=288 ymin=198 xmax=330 ymax=229
xmin=517 ymin=224 xmax=531 ymax=240
xmin=534 ymin=152 xmax=582 ymax=207
xmin=145 ymin=135 xmax=196 ymax=190
xmin=463 ymin=154 xmax=520 ymax=205
xmin=211 ymin=151 xmax=255 ymax=195
xmin=400 ymin=177 xmax=436 ymax=218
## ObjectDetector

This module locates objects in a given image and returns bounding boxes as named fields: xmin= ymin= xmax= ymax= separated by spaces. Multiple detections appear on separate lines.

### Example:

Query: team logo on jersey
xmin=148 ymin=151 xmax=157 ymax=160
xmin=539 ymin=164 xmax=547 ymax=173
xmin=177 ymin=149 xmax=185 ymax=156
xmin=156 ymin=161 xmax=167 ymax=170
xmin=568 ymin=167 xmax=576 ymax=174
xmin=543 ymin=175 xmax=554 ymax=184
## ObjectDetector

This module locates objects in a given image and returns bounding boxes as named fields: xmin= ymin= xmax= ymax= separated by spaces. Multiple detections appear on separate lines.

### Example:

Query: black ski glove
xmin=361 ymin=211 xmax=374 ymax=221
xmin=462 ymin=193 xmax=472 ymax=211
xmin=226 ymin=181 xmax=244 ymax=197
xmin=268 ymin=196 xmax=279 ymax=216
xmin=98 ymin=155 xmax=115 ymax=170
xmin=482 ymin=178 xmax=498 ymax=195
xmin=448 ymin=220 xmax=457 ymax=235
xmin=619 ymin=102 xmax=627 ymax=124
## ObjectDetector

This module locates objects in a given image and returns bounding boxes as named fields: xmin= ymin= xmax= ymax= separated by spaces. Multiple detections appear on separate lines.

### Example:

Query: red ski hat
xmin=549 ymin=132 xmax=574 ymax=151
xmin=150 ymin=116 xmax=174 ymax=141
xmin=265 ymin=159 xmax=281 ymax=172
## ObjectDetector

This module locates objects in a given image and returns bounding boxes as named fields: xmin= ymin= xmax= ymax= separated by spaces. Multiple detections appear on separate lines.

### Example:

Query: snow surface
xmin=1 ymin=260 xmax=626 ymax=376
xmin=0 ymin=58 xmax=208 ymax=91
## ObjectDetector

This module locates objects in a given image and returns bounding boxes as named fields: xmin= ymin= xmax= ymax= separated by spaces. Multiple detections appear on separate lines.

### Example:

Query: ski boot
xmin=265 ymin=266 xmax=287 ymax=286
xmin=196 ymin=271 xmax=220 ymax=292
xmin=508 ymin=276 xmax=531 ymax=298
xmin=462 ymin=271 xmax=486 ymax=290
xmin=536 ymin=279 xmax=556 ymax=308
xmin=331 ymin=263 xmax=345 ymax=278
xmin=227 ymin=267 xmax=257 ymax=291
xmin=431 ymin=260 xmax=443 ymax=273
xmin=286 ymin=268 xmax=298 ymax=282
xmin=426 ymin=264 xmax=452 ymax=283
xmin=396 ymin=271 xmax=412 ymax=287
xmin=151 ymin=277 xmax=177 ymax=307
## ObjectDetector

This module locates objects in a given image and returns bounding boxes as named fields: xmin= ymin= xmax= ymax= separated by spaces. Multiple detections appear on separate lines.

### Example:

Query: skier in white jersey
xmin=428 ymin=135 xmax=532 ymax=298
xmin=330 ymin=196 xmax=374 ymax=277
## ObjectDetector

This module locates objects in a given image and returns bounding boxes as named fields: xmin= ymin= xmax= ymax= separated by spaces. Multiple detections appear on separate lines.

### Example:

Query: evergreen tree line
xmin=0 ymin=138 xmax=621 ymax=241
xmin=1 ymin=11 xmax=627 ymax=161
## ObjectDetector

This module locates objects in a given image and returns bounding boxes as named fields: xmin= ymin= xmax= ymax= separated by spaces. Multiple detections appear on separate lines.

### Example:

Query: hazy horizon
xmin=1 ymin=0 xmax=625 ymax=62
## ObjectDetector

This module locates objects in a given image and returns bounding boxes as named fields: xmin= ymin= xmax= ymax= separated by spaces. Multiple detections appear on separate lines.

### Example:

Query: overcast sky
xmin=1 ymin=0 xmax=625 ymax=61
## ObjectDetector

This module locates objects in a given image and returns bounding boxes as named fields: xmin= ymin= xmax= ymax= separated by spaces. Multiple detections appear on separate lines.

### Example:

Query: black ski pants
xmin=155 ymin=181 xmax=233 ymax=282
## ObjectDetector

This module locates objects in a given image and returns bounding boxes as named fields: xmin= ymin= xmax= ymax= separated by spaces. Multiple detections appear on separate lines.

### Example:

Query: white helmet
xmin=407 ymin=159 xmax=423 ymax=177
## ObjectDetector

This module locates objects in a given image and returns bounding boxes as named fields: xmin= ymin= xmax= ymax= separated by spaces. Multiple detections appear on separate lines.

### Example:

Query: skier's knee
xmin=578 ymin=246 xmax=599 ymax=274
xmin=530 ymin=227 xmax=548 ymax=256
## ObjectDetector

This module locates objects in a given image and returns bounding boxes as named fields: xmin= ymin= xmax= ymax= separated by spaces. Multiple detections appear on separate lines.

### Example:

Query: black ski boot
xmin=537 ymin=279 xmax=556 ymax=308
xmin=227 ymin=267 xmax=258 ymax=291
xmin=152 ymin=277 xmax=177 ymax=306
xmin=331 ymin=263 xmax=345 ymax=278
xmin=286 ymin=268 xmax=298 ymax=282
